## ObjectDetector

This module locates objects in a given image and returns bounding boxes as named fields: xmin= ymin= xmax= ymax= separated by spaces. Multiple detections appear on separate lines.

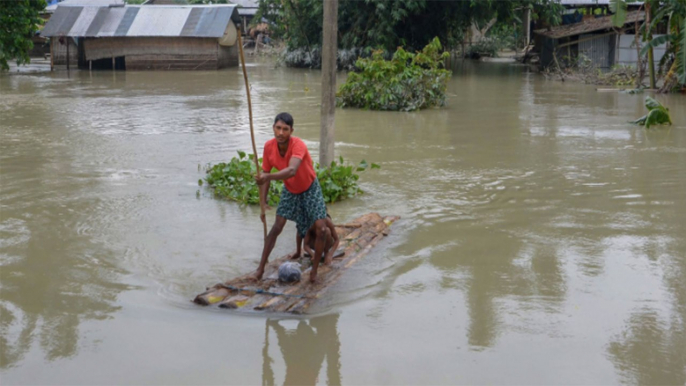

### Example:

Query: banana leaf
xmin=610 ymin=0 xmax=629 ymax=27
xmin=632 ymin=96 xmax=672 ymax=128
xmin=644 ymin=96 xmax=663 ymax=110
xmin=644 ymin=107 xmax=672 ymax=128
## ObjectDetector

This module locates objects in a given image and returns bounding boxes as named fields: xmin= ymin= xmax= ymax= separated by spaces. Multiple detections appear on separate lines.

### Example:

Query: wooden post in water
xmin=645 ymin=2 xmax=656 ymax=89
xmin=112 ymin=57 xmax=115 ymax=70
xmin=66 ymin=38 xmax=70 ymax=71
xmin=237 ymin=30 xmax=268 ymax=240
xmin=319 ymin=0 xmax=338 ymax=167
xmin=522 ymin=7 xmax=531 ymax=47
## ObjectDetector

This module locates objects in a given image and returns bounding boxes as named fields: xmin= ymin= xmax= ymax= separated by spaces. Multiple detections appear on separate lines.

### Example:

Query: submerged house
xmin=535 ymin=9 xmax=667 ymax=70
xmin=40 ymin=3 xmax=241 ymax=70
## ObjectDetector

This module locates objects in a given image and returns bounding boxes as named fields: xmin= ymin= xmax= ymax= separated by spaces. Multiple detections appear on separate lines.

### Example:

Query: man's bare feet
xmin=251 ymin=269 xmax=264 ymax=281
xmin=309 ymin=270 xmax=317 ymax=283
xmin=286 ymin=251 xmax=300 ymax=260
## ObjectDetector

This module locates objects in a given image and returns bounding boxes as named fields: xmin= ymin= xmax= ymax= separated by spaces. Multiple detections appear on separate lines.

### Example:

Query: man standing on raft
xmin=254 ymin=112 xmax=329 ymax=283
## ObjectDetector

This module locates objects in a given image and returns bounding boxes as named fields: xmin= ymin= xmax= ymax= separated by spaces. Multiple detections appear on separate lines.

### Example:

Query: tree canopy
xmin=256 ymin=0 xmax=563 ymax=52
xmin=0 ymin=0 xmax=47 ymax=71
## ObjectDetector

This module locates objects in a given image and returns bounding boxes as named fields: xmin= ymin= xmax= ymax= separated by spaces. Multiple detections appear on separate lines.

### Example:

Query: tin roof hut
xmin=41 ymin=3 xmax=241 ymax=70
xmin=534 ymin=10 xmax=666 ymax=71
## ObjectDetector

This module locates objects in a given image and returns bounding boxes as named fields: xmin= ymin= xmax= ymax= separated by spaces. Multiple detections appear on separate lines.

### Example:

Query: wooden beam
xmin=556 ymin=29 xmax=624 ymax=49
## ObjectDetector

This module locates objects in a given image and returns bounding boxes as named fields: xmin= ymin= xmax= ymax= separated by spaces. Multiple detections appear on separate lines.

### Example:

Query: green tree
xmin=257 ymin=0 xmax=562 ymax=56
xmin=0 ymin=0 xmax=47 ymax=70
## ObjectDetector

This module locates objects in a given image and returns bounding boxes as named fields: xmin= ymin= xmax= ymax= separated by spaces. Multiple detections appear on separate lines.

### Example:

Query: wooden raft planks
xmin=193 ymin=213 xmax=399 ymax=313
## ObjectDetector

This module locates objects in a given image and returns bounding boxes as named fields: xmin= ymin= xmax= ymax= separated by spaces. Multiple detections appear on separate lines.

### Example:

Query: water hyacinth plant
xmin=204 ymin=152 xmax=379 ymax=205
xmin=336 ymin=37 xmax=452 ymax=112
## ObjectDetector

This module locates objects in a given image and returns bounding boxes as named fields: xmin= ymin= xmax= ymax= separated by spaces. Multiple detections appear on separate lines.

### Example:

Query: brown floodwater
xmin=1 ymin=60 xmax=685 ymax=385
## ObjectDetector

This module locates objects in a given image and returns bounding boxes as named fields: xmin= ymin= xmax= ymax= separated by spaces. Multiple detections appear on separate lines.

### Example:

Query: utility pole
xmin=319 ymin=0 xmax=338 ymax=167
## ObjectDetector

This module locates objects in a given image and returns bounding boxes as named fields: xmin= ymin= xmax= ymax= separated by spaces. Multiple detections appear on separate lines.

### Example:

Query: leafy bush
xmin=336 ymin=37 xmax=451 ymax=111
xmin=204 ymin=151 xmax=282 ymax=206
xmin=203 ymin=151 xmax=379 ymax=205
xmin=465 ymin=38 xmax=501 ymax=58
xmin=632 ymin=96 xmax=672 ymax=129
xmin=316 ymin=157 xmax=379 ymax=203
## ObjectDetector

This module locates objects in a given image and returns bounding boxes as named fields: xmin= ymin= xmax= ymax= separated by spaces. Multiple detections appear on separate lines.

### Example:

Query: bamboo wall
xmin=51 ymin=38 xmax=79 ymax=66
xmin=82 ymin=37 xmax=238 ymax=70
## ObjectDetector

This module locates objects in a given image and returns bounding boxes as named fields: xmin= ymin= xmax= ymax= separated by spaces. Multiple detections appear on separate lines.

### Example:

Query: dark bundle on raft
xmin=193 ymin=213 xmax=399 ymax=314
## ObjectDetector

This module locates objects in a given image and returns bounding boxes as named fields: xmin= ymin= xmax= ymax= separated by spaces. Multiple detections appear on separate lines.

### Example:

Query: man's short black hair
xmin=274 ymin=112 xmax=294 ymax=128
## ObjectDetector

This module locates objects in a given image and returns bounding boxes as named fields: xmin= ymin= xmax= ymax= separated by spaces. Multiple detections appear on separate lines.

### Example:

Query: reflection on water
xmin=0 ymin=77 xmax=129 ymax=368
xmin=263 ymin=314 xmax=341 ymax=386
xmin=608 ymin=307 xmax=686 ymax=385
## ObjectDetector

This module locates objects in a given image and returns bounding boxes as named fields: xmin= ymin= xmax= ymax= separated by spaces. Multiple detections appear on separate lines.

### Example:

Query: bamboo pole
xmin=237 ymin=31 xmax=268 ymax=241
xmin=66 ymin=38 xmax=70 ymax=71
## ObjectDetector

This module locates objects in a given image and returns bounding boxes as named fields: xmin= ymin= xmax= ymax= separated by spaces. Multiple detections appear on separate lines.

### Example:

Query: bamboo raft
xmin=194 ymin=213 xmax=399 ymax=314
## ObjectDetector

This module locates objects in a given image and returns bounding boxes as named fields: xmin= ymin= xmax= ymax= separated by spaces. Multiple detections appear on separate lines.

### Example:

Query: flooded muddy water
xmin=1 ymin=61 xmax=685 ymax=384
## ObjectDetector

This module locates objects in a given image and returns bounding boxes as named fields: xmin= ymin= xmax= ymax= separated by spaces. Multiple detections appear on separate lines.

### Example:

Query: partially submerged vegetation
xmin=336 ymin=38 xmax=451 ymax=111
xmin=544 ymin=55 xmax=644 ymax=87
xmin=632 ymin=96 xmax=672 ymax=128
xmin=203 ymin=151 xmax=379 ymax=205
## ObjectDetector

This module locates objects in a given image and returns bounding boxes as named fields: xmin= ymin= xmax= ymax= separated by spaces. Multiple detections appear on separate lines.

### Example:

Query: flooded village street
xmin=1 ymin=61 xmax=686 ymax=384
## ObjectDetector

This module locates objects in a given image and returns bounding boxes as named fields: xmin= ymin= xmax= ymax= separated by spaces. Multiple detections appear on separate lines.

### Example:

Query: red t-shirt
xmin=262 ymin=136 xmax=316 ymax=194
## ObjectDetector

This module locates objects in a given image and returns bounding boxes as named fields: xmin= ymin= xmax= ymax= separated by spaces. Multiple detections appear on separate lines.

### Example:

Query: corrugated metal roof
xmin=45 ymin=0 xmax=124 ymax=13
xmin=67 ymin=6 xmax=99 ymax=36
xmin=535 ymin=10 xmax=645 ymax=39
xmin=127 ymin=7 xmax=190 ymax=36
xmin=41 ymin=4 xmax=239 ymax=38
xmin=98 ymin=6 xmax=126 ymax=36
xmin=229 ymin=0 xmax=257 ymax=17
xmin=237 ymin=8 xmax=257 ymax=16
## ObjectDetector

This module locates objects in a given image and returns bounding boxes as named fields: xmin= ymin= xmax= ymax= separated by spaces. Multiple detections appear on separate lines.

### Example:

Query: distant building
xmin=40 ymin=3 xmax=241 ymax=70
xmin=229 ymin=0 xmax=258 ymax=33
xmin=534 ymin=10 xmax=667 ymax=71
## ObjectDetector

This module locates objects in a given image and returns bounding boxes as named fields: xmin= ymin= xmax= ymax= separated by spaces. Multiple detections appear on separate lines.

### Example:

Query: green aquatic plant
xmin=336 ymin=37 xmax=451 ymax=111
xmin=204 ymin=151 xmax=379 ymax=205
xmin=316 ymin=157 xmax=380 ymax=203
xmin=632 ymin=96 xmax=673 ymax=129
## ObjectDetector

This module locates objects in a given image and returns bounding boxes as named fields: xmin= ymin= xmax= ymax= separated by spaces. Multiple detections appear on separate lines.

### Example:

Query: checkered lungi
xmin=276 ymin=178 xmax=327 ymax=238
